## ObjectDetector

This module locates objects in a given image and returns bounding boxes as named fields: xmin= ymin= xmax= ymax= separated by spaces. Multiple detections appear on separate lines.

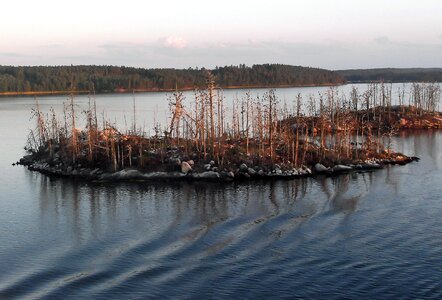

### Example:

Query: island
xmin=17 ymin=77 xmax=441 ymax=182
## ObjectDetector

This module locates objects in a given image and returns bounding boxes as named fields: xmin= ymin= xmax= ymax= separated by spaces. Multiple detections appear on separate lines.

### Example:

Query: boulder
xmin=90 ymin=168 xmax=101 ymax=176
xmin=239 ymin=163 xmax=248 ymax=172
xmin=187 ymin=160 xmax=195 ymax=166
xmin=118 ymin=169 xmax=142 ymax=180
xmin=332 ymin=165 xmax=353 ymax=173
xmin=204 ymin=164 xmax=212 ymax=171
xmin=363 ymin=163 xmax=383 ymax=169
xmin=142 ymin=171 xmax=170 ymax=179
xmin=198 ymin=171 xmax=220 ymax=179
xmin=181 ymin=161 xmax=192 ymax=174
xmin=209 ymin=160 xmax=215 ymax=166
xmin=314 ymin=163 xmax=329 ymax=173
xmin=247 ymin=167 xmax=256 ymax=176
xmin=98 ymin=173 xmax=113 ymax=180
xmin=173 ymin=158 xmax=181 ymax=165
xmin=237 ymin=172 xmax=251 ymax=179
xmin=298 ymin=168 xmax=308 ymax=175
xmin=301 ymin=165 xmax=312 ymax=174
xmin=19 ymin=155 xmax=34 ymax=165
xmin=220 ymin=171 xmax=233 ymax=180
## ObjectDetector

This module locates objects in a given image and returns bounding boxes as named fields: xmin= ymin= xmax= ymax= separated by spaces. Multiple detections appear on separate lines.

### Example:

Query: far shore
xmin=0 ymin=83 xmax=345 ymax=97
xmin=0 ymin=90 xmax=90 ymax=97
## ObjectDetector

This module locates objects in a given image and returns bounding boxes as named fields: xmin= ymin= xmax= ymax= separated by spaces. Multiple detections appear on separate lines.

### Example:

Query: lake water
xmin=1 ymin=85 xmax=442 ymax=299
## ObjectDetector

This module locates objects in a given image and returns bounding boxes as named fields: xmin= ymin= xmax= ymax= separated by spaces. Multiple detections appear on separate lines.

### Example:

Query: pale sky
xmin=1 ymin=0 xmax=441 ymax=69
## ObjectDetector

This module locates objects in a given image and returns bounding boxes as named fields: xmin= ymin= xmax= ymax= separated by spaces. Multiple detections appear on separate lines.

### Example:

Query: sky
xmin=0 ymin=0 xmax=441 ymax=70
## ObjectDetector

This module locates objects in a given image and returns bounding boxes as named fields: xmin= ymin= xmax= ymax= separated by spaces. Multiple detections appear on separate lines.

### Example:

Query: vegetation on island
xmin=0 ymin=64 xmax=345 ymax=94
xmin=18 ymin=76 xmax=440 ymax=181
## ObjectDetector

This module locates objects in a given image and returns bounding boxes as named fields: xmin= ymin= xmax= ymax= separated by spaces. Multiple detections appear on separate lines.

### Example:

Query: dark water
xmin=1 ymin=91 xmax=442 ymax=298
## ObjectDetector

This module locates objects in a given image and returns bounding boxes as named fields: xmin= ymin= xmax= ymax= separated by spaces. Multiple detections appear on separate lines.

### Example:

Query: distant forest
xmin=0 ymin=64 xmax=345 ymax=94
xmin=337 ymin=68 xmax=442 ymax=83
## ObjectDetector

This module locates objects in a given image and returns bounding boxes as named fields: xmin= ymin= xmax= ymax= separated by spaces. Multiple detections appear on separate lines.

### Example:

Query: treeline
xmin=0 ymin=64 xmax=345 ymax=94
xmin=337 ymin=68 xmax=442 ymax=83
xmin=212 ymin=64 xmax=344 ymax=87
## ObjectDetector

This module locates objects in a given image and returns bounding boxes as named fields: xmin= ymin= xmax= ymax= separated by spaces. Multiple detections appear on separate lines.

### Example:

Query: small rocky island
xmin=18 ymin=81 xmax=440 ymax=182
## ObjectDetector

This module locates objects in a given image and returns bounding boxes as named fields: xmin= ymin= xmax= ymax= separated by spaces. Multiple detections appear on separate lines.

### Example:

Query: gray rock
xmin=204 ymin=164 xmax=212 ymax=171
xmin=257 ymin=170 xmax=265 ymax=176
xmin=209 ymin=160 xmax=215 ymax=166
xmin=181 ymin=161 xmax=192 ymax=174
xmin=118 ymin=169 xmax=142 ymax=179
xmin=19 ymin=155 xmax=34 ymax=165
xmin=300 ymin=165 xmax=311 ymax=174
xmin=239 ymin=163 xmax=248 ymax=172
xmin=142 ymin=172 xmax=170 ymax=179
xmin=198 ymin=171 xmax=220 ymax=179
xmin=247 ymin=167 xmax=256 ymax=176
xmin=298 ymin=168 xmax=308 ymax=175
xmin=227 ymin=171 xmax=235 ymax=178
xmin=314 ymin=163 xmax=329 ymax=173
xmin=332 ymin=165 xmax=353 ymax=172
xmin=237 ymin=172 xmax=251 ymax=179
xmin=172 ymin=158 xmax=181 ymax=165
xmin=90 ymin=168 xmax=101 ymax=176
xmin=275 ymin=168 xmax=282 ymax=175
xmin=363 ymin=162 xmax=383 ymax=169
xmin=98 ymin=173 xmax=113 ymax=180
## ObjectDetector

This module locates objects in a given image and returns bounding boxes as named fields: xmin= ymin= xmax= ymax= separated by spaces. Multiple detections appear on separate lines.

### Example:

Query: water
xmin=1 ymin=85 xmax=442 ymax=299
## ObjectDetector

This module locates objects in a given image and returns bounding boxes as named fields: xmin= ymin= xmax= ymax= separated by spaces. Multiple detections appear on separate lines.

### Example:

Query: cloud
xmin=2 ymin=38 xmax=441 ymax=69
xmin=374 ymin=36 xmax=390 ymax=45
xmin=0 ymin=52 xmax=23 ymax=57
xmin=160 ymin=36 xmax=187 ymax=49
xmin=86 ymin=39 xmax=442 ymax=69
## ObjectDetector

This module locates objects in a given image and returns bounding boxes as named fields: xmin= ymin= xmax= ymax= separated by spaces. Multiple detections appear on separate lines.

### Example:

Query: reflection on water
xmin=34 ymin=175 xmax=375 ymax=244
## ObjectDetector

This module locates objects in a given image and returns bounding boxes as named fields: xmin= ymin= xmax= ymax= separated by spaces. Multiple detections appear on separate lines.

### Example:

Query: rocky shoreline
xmin=17 ymin=154 xmax=419 ymax=183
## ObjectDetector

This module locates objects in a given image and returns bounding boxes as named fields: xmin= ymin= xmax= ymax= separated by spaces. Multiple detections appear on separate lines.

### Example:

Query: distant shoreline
xmin=0 ymin=90 xmax=90 ymax=97
xmin=3 ymin=81 xmax=441 ymax=97
xmin=0 ymin=83 xmax=345 ymax=97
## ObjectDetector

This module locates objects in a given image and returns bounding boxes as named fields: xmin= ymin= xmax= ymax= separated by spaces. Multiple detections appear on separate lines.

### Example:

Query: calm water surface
xmin=1 ymin=85 xmax=442 ymax=299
